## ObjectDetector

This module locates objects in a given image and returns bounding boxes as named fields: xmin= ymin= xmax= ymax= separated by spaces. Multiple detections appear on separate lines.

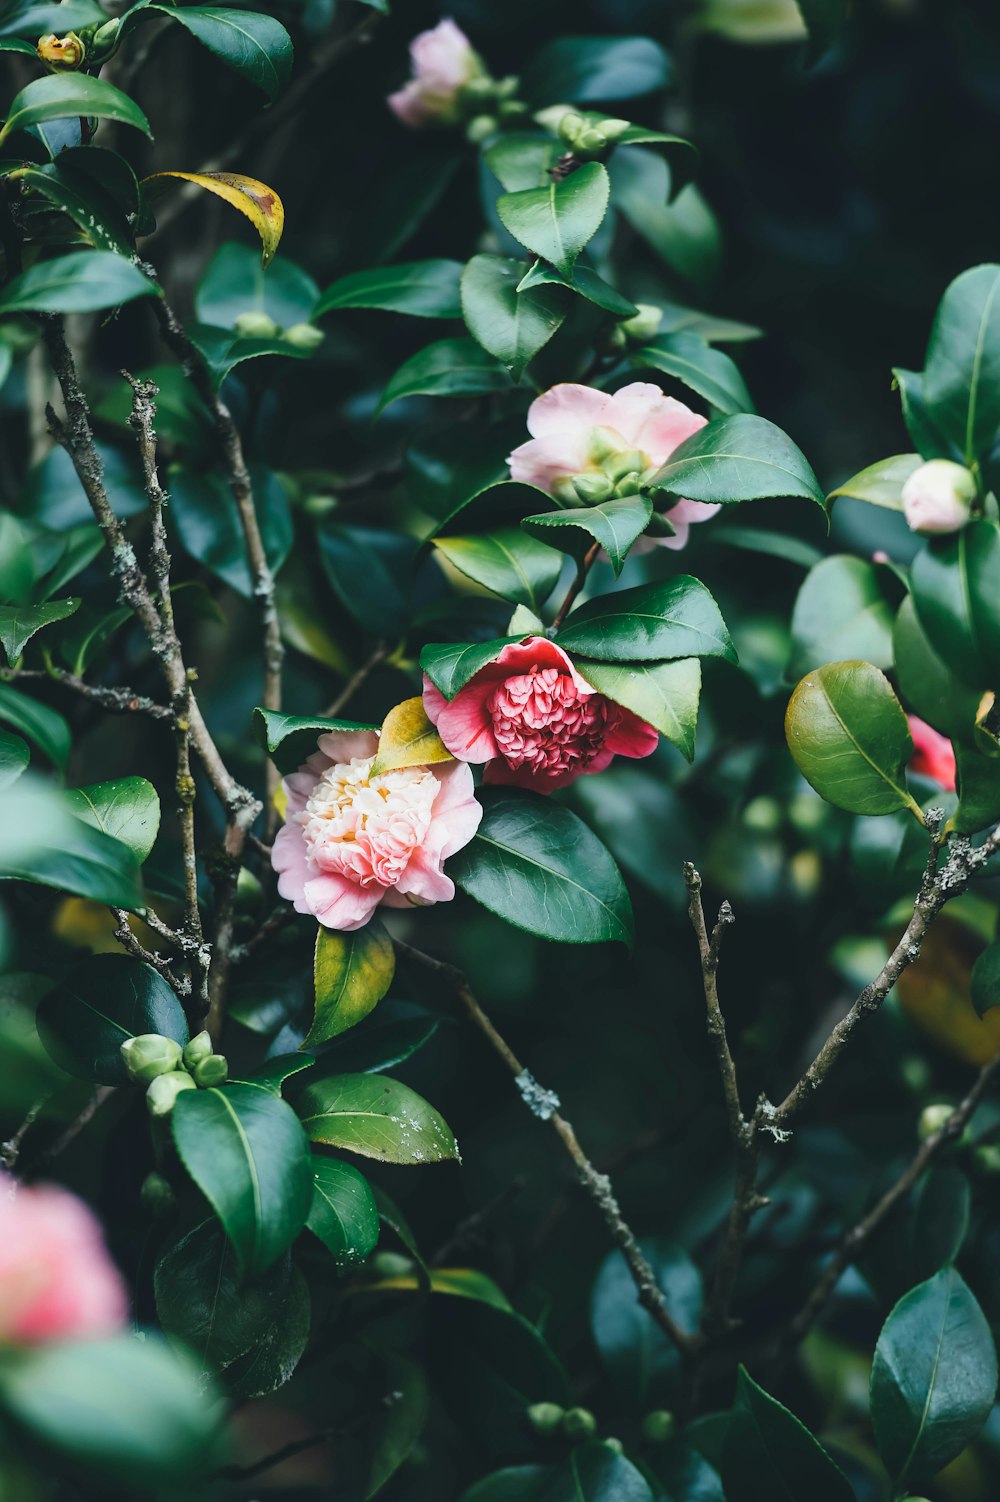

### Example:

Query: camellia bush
xmin=3 ymin=0 xmax=1000 ymax=1496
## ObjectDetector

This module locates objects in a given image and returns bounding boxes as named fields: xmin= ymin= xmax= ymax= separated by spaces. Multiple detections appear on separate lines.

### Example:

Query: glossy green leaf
xmin=785 ymin=660 xmax=920 ymax=817
xmin=0 ymin=729 xmax=29 ymax=790
xmin=172 ymin=1082 xmax=313 ymax=1275
xmin=909 ymin=1165 xmax=971 ymax=1283
xmin=365 ymin=1266 xmax=511 ymax=1310
xmin=632 ymin=333 xmax=754 ymax=415
xmin=0 ymin=598 xmax=79 ymax=663
xmin=789 ymin=555 xmax=894 ymax=678
xmin=828 ymin=453 xmax=921 ymax=510
xmin=317 ymin=521 xmax=412 ymax=637
xmin=318 ymin=1001 xmax=440 ymax=1076
xmin=0 ymin=251 xmax=156 ymax=315
xmin=911 ymin=520 xmax=1000 ymax=688
xmin=378 ymin=337 xmax=514 ymax=413
xmin=64 ymin=776 xmax=160 ymax=863
xmin=149 ymin=5 xmax=292 ymax=101
xmin=316 ymin=260 xmax=463 ymax=319
xmin=461 ymin=255 xmax=566 ymax=378
xmin=188 ymin=323 xmax=313 ymax=389
xmin=37 ymin=955 xmax=187 ymax=1084
xmin=871 ymin=1267 xmax=997 ymax=1488
xmin=461 ymin=1445 xmax=654 ymax=1502
xmin=721 ymin=1368 xmax=856 ymax=1502
xmin=611 ymin=149 xmax=721 ymax=284
xmin=298 ymin=1072 xmax=459 ymax=1164
xmin=243 ymin=1053 xmax=316 ymax=1093
xmin=516 ymin=259 xmax=639 ymax=317
xmin=971 ymin=939 xmax=1000 ymax=1016
xmin=953 ymin=739 xmax=1000 ymax=834
xmin=523 ymin=35 xmax=671 ymax=103
xmin=195 ymin=241 xmax=318 ymax=329
xmin=309 ymin=919 xmax=395 ymax=1047
xmin=450 ymin=787 xmax=633 ymax=946
xmin=254 ymin=706 xmax=377 ymax=775
xmin=576 ymin=658 xmax=701 ymax=760
xmin=923 ymin=264 xmax=1000 ymax=464
xmin=591 ymin=1238 xmax=701 ymax=1402
xmin=555 ymin=576 xmax=735 ymax=664
xmin=483 ymin=133 xmax=563 ymax=193
xmin=0 ymin=794 xmax=145 ymax=911
xmin=169 ymin=466 xmax=292 ymax=600
xmin=306 ymin=1158 xmax=380 ymax=1270
xmin=420 ymin=636 xmax=523 ymax=699
xmin=0 ymin=74 xmax=152 ymax=149
xmin=371 ymin=696 xmax=452 ymax=776
xmin=650 ymin=413 xmax=824 ymax=507
xmin=497 ymin=163 xmax=610 ymax=277
xmin=522 ymin=495 xmax=652 ymax=578
xmin=433 ymin=529 xmax=564 ymax=610
xmin=19 ymin=163 xmax=134 ymax=256
xmin=893 ymin=367 xmax=955 ymax=460
xmin=893 ymin=596 xmax=980 ymax=741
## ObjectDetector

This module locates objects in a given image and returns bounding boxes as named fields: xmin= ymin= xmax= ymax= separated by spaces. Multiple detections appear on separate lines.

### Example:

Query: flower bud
xmin=193 ymin=1053 xmax=229 ymax=1088
xmin=573 ymin=473 xmax=614 ymax=505
xmin=121 ymin=1034 xmax=183 ymax=1084
xmin=918 ymin=1103 xmax=954 ymax=1140
xmin=552 ymin=476 xmax=582 ymax=505
xmin=495 ymin=75 xmax=520 ymax=100
xmin=37 ymin=31 xmax=85 ymax=68
xmin=621 ymin=303 xmax=663 ymax=343
xmin=641 ymin=1409 xmax=676 ymax=1445
xmin=562 ymin=1407 xmax=597 ymax=1441
xmin=146 ymin=1071 xmax=197 ymax=1118
xmin=604 ymin=1438 xmax=624 ymax=1454
xmin=901 ymin=459 xmax=976 ymax=535
xmin=613 ymin=473 xmax=644 ymax=498
xmin=578 ymin=127 xmax=609 ymax=153
xmin=282 ymin=322 xmax=325 ymax=351
xmin=604 ymin=449 xmax=647 ymax=484
xmin=233 ymin=310 xmax=282 ymax=340
xmin=465 ymin=114 xmax=497 ymax=144
xmin=526 ymin=1401 xmax=565 ymax=1436
xmin=182 ymin=1030 xmax=213 ymax=1069
xmin=557 ymin=112 xmax=585 ymax=146
xmin=595 ymin=117 xmax=632 ymax=142
xmin=88 ymin=16 xmax=120 ymax=60
xmin=974 ymin=1144 xmax=1000 ymax=1175
xmin=499 ymin=99 xmax=529 ymax=119
xmin=140 ymin=1171 xmax=176 ymax=1218
xmin=588 ymin=426 xmax=627 ymax=464
xmin=534 ymin=104 xmax=575 ymax=135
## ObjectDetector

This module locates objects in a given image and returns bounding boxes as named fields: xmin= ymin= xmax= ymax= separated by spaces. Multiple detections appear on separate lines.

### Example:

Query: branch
xmin=0 ymin=1094 xmax=51 ymax=1173
xmin=110 ymin=906 xmax=188 ymax=995
xmin=24 ymin=1086 xmax=115 ymax=1178
xmin=1 ymin=667 xmax=172 ymax=720
xmin=395 ymin=940 xmax=698 ymax=1359
xmin=550 ymin=541 xmax=600 ymax=633
xmin=322 ymin=642 xmax=388 ymax=719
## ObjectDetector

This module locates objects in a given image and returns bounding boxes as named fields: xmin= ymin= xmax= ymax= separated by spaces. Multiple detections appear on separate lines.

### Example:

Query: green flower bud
xmin=558 ymin=112 xmax=585 ymax=146
xmin=613 ymin=473 xmax=644 ymax=498
xmin=233 ymin=310 xmax=281 ymax=340
xmin=641 ymin=1409 xmax=676 ymax=1445
xmin=183 ymin=1030 xmax=213 ymax=1069
xmin=495 ymin=75 xmax=520 ymax=100
xmin=466 ymin=114 xmax=498 ymax=144
xmin=743 ymin=795 xmax=782 ymax=833
xmin=534 ymin=104 xmax=575 ymax=135
xmin=603 ymin=1437 xmax=624 ymax=1454
xmin=974 ymin=1144 xmax=1000 ymax=1175
xmin=562 ymin=1407 xmax=597 ymax=1441
xmin=603 ymin=449 xmax=647 ymax=484
xmin=595 ymin=117 xmax=632 ymax=142
xmin=499 ymin=99 xmax=529 ymax=119
xmin=88 ymin=15 xmax=120 ymax=59
xmin=573 ymin=473 xmax=614 ymax=505
xmin=461 ymin=75 xmax=498 ymax=104
xmin=282 ymin=322 xmax=325 ymax=352
xmin=622 ymin=303 xmax=663 ymax=342
xmin=121 ymin=1034 xmax=183 ymax=1084
xmin=577 ymin=127 xmax=609 ymax=153
xmin=140 ymin=1171 xmax=176 ymax=1218
xmin=918 ymin=1103 xmax=954 ymax=1140
xmin=193 ymin=1053 xmax=229 ymax=1088
xmin=588 ymin=426 xmax=627 ymax=464
xmin=526 ymin=1401 xmax=565 ymax=1436
xmin=552 ymin=476 xmax=582 ymax=505
xmin=606 ymin=326 xmax=628 ymax=351
xmin=146 ymin=1071 xmax=197 ymax=1118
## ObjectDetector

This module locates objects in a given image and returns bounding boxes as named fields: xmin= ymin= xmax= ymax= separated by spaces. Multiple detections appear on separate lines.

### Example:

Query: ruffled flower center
xmin=299 ymin=756 xmax=438 ymax=889
xmin=488 ymin=667 xmax=611 ymax=778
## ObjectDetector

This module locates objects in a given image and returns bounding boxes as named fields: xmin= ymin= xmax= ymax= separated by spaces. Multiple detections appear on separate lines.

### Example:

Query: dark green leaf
xmin=149 ymin=5 xmax=292 ymax=101
xmin=298 ymin=1072 xmax=459 ymax=1163
xmin=923 ymin=264 xmax=1000 ymax=465
xmin=0 ymin=251 xmax=156 ymax=315
xmin=910 ymin=520 xmax=1000 ymax=688
xmin=316 ymin=260 xmax=463 ymax=319
xmin=971 ymin=938 xmax=1000 ymax=1016
xmin=188 ymin=322 xmax=313 ymax=389
xmin=909 ymin=1165 xmax=971 ymax=1282
xmin=576 ymin=658 xmax=701 ymax=760
xmin=483 ymin=133 xmax=562 ymax=193
xmin=195 ymin=241 xmax=318 ymax=329
xmin=555 ymin=576 xmax=735 ymax=664
xmin=254 ymin=706 xmax=377 ymax=775
xmin=893 ymin=596 xmax=980 ymax=741
xmin=378 ymin=337 xmax=514 ymax=413
xmin=591 ymin=1238 xmax=701 ymax=1403
xmin=497 ymin=163 xmax=610 ymax=278
xmin=169 ymin=466 xmax=291 ymax=599
xmin=0 ymin=598 xmax=79 ymax=663
xmin=0 ymin=683 xmax=70 ymax=768
xmin=316 ymin=521 xmax=412 ymax=637
xmin=461 ymin=1445 xmax=654 ymax=1502
xmin=434 ymin=529 xmax=564 ymax=609
xmin=37 ymin=955 xmax=187 ymax=1083
xmin=309 ymin=919 xmax=395 ymax=1046
xmin=19 ymin=162 xmax=134 ymax=256
xmin=318 ymin=1001 xmax=441 ymax=1076
xmin=419 ymin=636 xmax=523 ymax=699
xmin=632 ymin=333 xmax=754 ymax=415
xmin=610 ymin=149 xmax=721 ymax=284
xmin=721 ymin=1367 xmax=856 ymax=1502
xmin=953 ymin=739 xmax=1000 ymax=835
xmin=64 ymin=775 xmax=160 ymax=863
xmin=306 ymin=1157 xmax=380 ymax=1270
xmin=893 ymin=367 xmax=955 ymax=460
xmin=828 ymin=453 xmax=921 ymax=510
xmin=650 ymin=413 xmax=824 ymax=507
xmin=0 ymin=728 xmax=29 ymax=789
xmin=521 ymin=495 xmax=651 ymax=578
xmin=523 ymin=35 xmax=671 ymax=103
xmin=0 ymin=794 xmax=145 ymax=912
xmin=0 ymin=74 xmax=151 ymax=148
xmin=516 ymin=259 xmax=639 ymax=317
xmin=461 ymin=254 xmax=567 ymax=378
xmin=789 ymin=556 xmax=894 ymax=678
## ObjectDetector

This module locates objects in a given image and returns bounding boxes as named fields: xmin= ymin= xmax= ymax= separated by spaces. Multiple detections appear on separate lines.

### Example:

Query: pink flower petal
xmin=272 ymin=823 xmax=311 ymax=909
xmin=655 ymin=498 xmax=720 ymax=551
xmin=604 ymin=706 xmax=660 ymax=759
xmin=525 ymin=383 xmax=614 ymax=440
xmin=316 ymin=729 xmax=379 ymax=764
xmin=303 ymin=872 xmax=385 ymax=932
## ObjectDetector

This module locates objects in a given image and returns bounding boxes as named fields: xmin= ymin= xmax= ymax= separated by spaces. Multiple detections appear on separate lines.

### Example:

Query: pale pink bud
xmin=388 ymin=19 xmax=480 ymax=128
xmin=900 ymin=459 xmax=975 ymax=535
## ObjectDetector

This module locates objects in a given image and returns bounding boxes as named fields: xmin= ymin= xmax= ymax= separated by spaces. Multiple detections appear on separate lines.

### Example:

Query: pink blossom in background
xmin=423 ymin=637 xmax=659 ymax=793
xmin=272 ymin=730 xmax=481 ymax=932
xmin=908 ymin=715 xmax=957 ymax=792
xmin=388 ymin=19 xmax=479 ymax=127
xmin=0 ymin=1174 xmax=127 ymax=1344
xmin=507 ymin=381 xmax=720 ymax=551
xmin=900 ymin=459 xmax=975 ymax=536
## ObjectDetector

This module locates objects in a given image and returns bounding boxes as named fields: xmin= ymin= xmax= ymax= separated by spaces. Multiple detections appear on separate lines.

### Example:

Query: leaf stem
xmin=549 ymin=540 xmax=600 ymax=633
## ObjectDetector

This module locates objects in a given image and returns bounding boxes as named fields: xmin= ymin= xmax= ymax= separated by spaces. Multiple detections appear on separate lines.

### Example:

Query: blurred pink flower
xmin=901 ymin=459 xmax=975 ymax=536
xmin=507 ymin=381 xmax=720 ymax=551
xmin=272 ymin=730 xmax=481 ymax=931
xmin=423 ymin=637 xmax=658 ymax=793
xmin=908 ymin=715 xmax=956 ymax=792
xmin=0 ymin=1174 xmax=127 ymax=1344
xmin=388 ymin=19 xmax=480 ymax=127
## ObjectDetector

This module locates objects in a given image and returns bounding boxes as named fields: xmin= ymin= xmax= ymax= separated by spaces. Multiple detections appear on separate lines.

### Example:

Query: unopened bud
xmin=975 ymin=1144 xmax=1000 ymax=1175
xmin=282 ymin=322 xmax=325 ymax=351
xmin=89 ymin=16 xmax=120 ymax=59
xmin=577 ymin=127 xmax=609 ymax=153
xmin=499 ymin=99 xmax=529 ymax=118
xmin=146 ymin=1071 xmax=197 ymax=1117
xmin=526 ymin=1401 xmax=565 ymax=1436
xmin=622 ymin=303 xmax=663 ymax=342
xmin=461 ymin=75 xmax=497 ymax=103
xmin=918 ymin=1103 xmax=954 ymax=1140
xmin=121 ymin=1034 xmax=183 ymax=1084
xmin=562 ymin=1407 xmax=597 ymax=1441
xmin=588 ymin=426 xmax=626 ymax=464
xmin=466 ymin=114 xmax=497 ymax=144
xmin=613 ymin=473 xmax=644 ymax=498
xmin=233 ymin=310 xmax=281 ymax=340
xmin=494 ymin=75 xmax=520 ymax=100
xmin=604 ymin=449 xmax=647 ymax=484
xmin=603 ymin=1437 xmax=624 ymax=1454
xmin=182 ymin=1031 xmax=213 ymax=1069
xmin=901 ymin=459 xmax=975 ymax=536
xmin=641 ymin=1409 xmax=676 ymax=1444
xmin=534 ymin=104 xmax=574 ymax=134
xmin=37 ymin=31 xmax=84 ymax=68
xmin=140 ymin=1171 xmax=176 ymax=1218
xmin=193 ymin=1053 xmax=229 ymax=1087
xmin=596 ymin=117 xmax=631 ymax=142
xmin=573 ymin=473 xmax=614 ymax=505
xmin=557 ymin=112 xmax=585 ymax=146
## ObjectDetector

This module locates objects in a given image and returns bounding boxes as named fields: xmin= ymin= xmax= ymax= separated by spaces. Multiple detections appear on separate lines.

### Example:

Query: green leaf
xmin=316 ymin=260 xmax=463 ymax=319
xmin=871 ymin=1267 xmax=997 ymax=1488
xmin=188 ymin=323 xmax=313 ymax=389
xmin=461 ymin=254 xmax=567 ymax=378
xmin=371 ymin=696 xmax=452 ymax=777
xmin=971 ymin=939 xmax=1000 ymax=1016
xmin=37 ymin=955 xmax=187 ymax=1084
xmin=0 ymin=73 xmax=152 ymax=149
xmin=318 ymin=1001 xmax=440 ymax=1076
xmin=516 ymin=259 xmax=639 ymax=317
xmin=0 ymin=250 xmax=156 ymax=316
xmin=171 ymin=1083 xmax=313 ymax=1275
xmin=923 ymin=264 xmax=1000 ymax=465
xmin=893 ymin=367 xmax=955 ymax=460
xmin=0 ymin=684 xmax=70 ymax=769
xmin=254 ymin=706 xmax=377 ymax=775
xmin=610 ymin=149 xmax=721 ymax=284
xmin=521 ymin=495 xmax=652 ymax=578
xmin=953 ymin=739 xmax=1000 ymax=835
xmin=148 ymin=5 xmax=292 ymax=101
xmin=19 ymin=163 xmax=134 ymax=256
xmin=309 ymin=920 xmax=395 ymax=1047
xmin=0 ymin=598 xmax=79 ymax=663
xmin=306 ymin=1158 xmax=380 ymax=1270
xmin=434 ymin=529 xmax=564 ymax=609
xmin=721 ymin=1368 xmax=856 ymax=1502
xmin=195 ymin=241 xmax=318 ymax=329
xmin=0 ymin=793 xmax=145 ymax=912
xmin=483 ymin=133 xmax=563 ymax=193
xmin=893 ymin=596 xmax=980 ymax=741
xmin=576 ymin=658 xmax=701 ymax=760
xmin=789 ymin=556 xmax=895 ymax=679
xmin=378 ymin=337 xmax=514 ymax=413
xmin=632 ymin=333 xmax=755 ymax=415
xmin=497 ymin=163 xmax=610 ymax=278
xmin=555 ymin=577 xmax=736 ymax=664
xmin=910 ymin=520 xmax=1000 ymax=688
xmin=650 ymin=413 xmax=824 ymax=507
xmin=64 ymin=775 xmax=160 ymax=864
xmin=169 ymin=466 xmax=292 ymax=600
xmin=450 ymin=787 xmax=634 ymax=946
xmin=366 ymin=1265 xmax=511 ymax=1311
xmin=828 ymin=453 xmax=922 ymax=510
xmin=785 ymin=660 xmax=920 ymax=817
xmin=420 ymin=636 xmax=523 ymax=699
xmin=908 ymin=1165 xmax=971 ymax=1283
xmin=523 ymin=35 xmax=671 ymax=103
xmin=0 ymin=728 xmax=29 ymax=790
xmin=298 ymin=1072 xmax=459 ymax=1164
xmin=461 ymin=1445 xmax=655 ymax=1502
xmin=591 ymin=1238 xmax=701 ymax=1403
xmin=243 ymin=1053 xmax=315 ymax=1093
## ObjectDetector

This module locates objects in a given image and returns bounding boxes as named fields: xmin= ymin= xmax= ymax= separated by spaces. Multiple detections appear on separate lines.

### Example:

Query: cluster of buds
xmin=549 ymin=109 xmax=633 ymax=159
xmin=387 ymin=20 xmax=527 ymax=141
xmin=550 ymin=425 xmax=664 ymax=507
xmin=120 ymin=1029 xmax=229 ymax=1116
xmin=606 ymin=303 xmax=664 ymax=352
xmin=232 ymin=310 xmax=325 ymax=351
xmin=36 ymin=15 xmax=120 ymax=71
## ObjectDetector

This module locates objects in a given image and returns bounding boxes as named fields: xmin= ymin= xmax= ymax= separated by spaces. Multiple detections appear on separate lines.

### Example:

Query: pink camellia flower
xmin=901 ymin=459 xmax=976 ymax=536
xmin=908 ymin=715 xmax=957 ymax=792
xmin=272 ymin=729 xmax=482 ymax=932
xmin=0 ymin=1174 xmax=127 ymax=1344
xmin=423 ymin=637 xmax=659 ymax=793
xmin=507 ymin=381 xmax=720 ymax=551
xmin=388 ymin=19 xmax=480 ymax=127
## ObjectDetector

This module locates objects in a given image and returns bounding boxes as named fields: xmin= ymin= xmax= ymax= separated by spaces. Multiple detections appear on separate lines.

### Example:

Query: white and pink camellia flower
xmin=423 ymin=637 xmax=659 ymax=793
xmin=507 ymin=381 xmax=720 ymax=551
xmin=908 ymin=715 xmax=957 ymax=792
xmin=901 ymin=459 xmax=975 ymax=536
xmin=388 ymin=19 xmax=480 ymax=128
xmin=272 ymin=729 xmax=482 ymax=932
xmin=0 ymin=1174 xmax=127 ymax=1344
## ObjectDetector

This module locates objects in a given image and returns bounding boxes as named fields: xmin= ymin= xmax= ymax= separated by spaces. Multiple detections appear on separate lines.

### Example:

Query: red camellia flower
xmin=423 ymin=637 xmax=659 ymax=793
xmin=908 ymin=715 xmax=957 ymax=792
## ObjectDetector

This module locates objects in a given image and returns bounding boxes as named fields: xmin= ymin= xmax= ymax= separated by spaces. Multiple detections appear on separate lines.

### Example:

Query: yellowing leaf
xmin=354 ymin=1267 xmax=512 ymax=1311
xmin=142 ymin=171 xmax=284 ymax=266
xmin=897 ymin=918 xmax=1000 ymax=1067
xmin=371 ymin=696 xmax=453 ymax=778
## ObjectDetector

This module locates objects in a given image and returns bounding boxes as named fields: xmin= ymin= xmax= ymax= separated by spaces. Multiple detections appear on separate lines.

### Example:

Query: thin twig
xmin=110 ymin=907 xmax=189 ymax=994
xmin=25 ymin=1086 xmax=115 ymax=1178
xmin=1 ymin=667 xmax=172 ymax=720
xmin=322 ymin=642 xmax=388 ymax=719
xmin=430 ymin=1178 xmax=527 ymax=1267
xmin=230 ymin=902 xmax=294 ymax=964
xmin=0 ymin=1094 xmax=52 ymax=1172
xmin=549 ymin=541 xmax=600 ymax=633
